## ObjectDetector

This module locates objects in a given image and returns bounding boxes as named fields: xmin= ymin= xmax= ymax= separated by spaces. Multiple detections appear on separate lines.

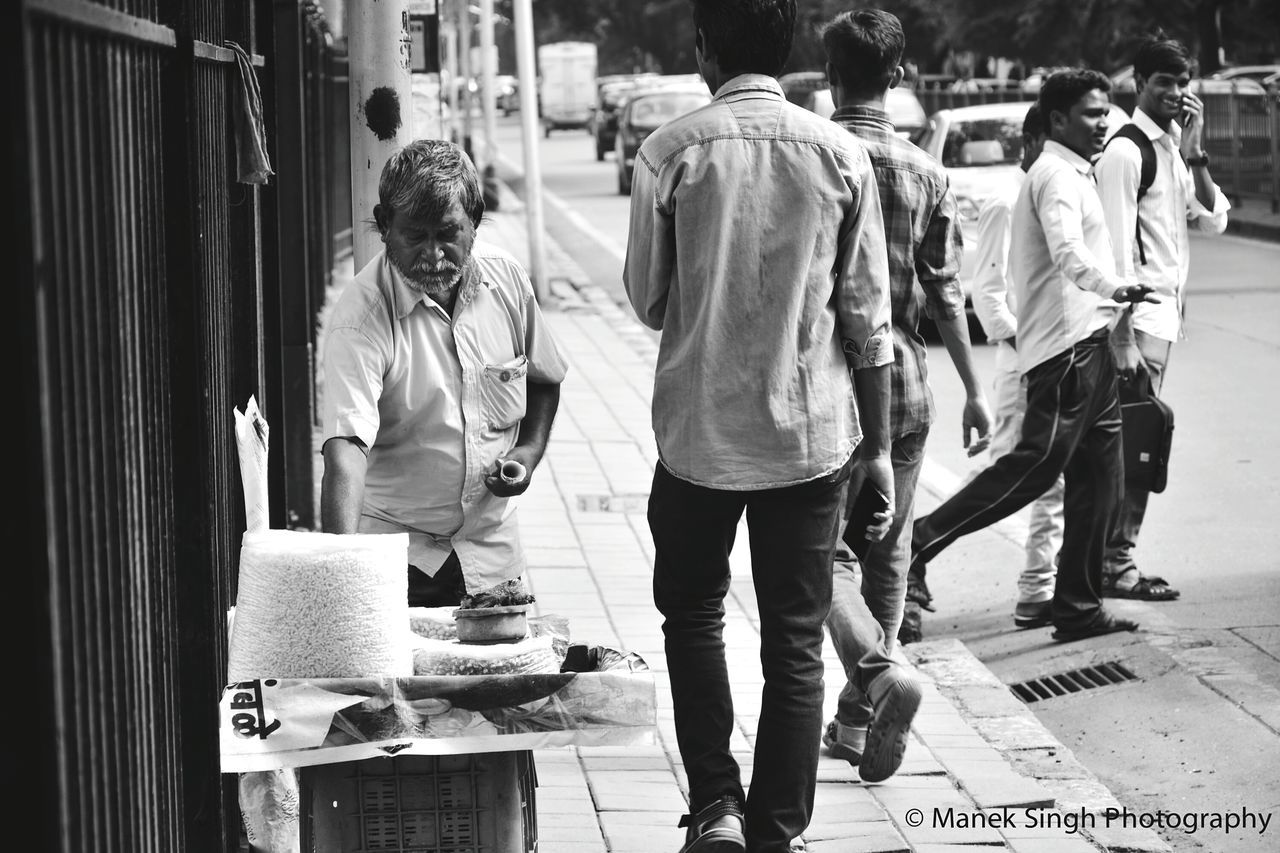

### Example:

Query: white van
xmin=538 ymin=42 xmax=598 ymax=136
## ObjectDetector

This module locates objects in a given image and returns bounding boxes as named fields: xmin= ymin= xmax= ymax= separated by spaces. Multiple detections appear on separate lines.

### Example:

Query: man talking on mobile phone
xmin=909 ymin=69 xmax=1161 ymax=643
xmin=1094 ymin=32 xmax=1230 ymax=603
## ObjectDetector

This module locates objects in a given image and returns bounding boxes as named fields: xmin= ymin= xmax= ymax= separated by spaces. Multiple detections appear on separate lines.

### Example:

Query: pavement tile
xmin=811 ymin=784 xmax=883 ymax=812
xmin=804 ymin=839 xmax=909 ymax=853
xmin=803 ymin=824 xmax=911 ymax=852
xmin=586 ymin=768 xmax=680 ymax=788
xmin=952 ymin=768 xmax=1056 ymax=809
xmin=591 ymin=780 xmax=687 ymax=812
xmin=969 ymin=715 xmax=1062 ymax=751
xmin=1081 ymin=824 xmax=1173 ymax=852
xmin=1006 ymin=839 xmax=1100 ymax=853
xmin=1034 ymin=778 xmax=1122 ymax=813
xmin=933 ymin=683 xmax=1029 ymax=719
xmin=579 ymin=754 xmax=670 ymax=772
xmin=531 ymin=842 xmax=606 ymax=853
xmin=913 ymin=845 xmax=1011 ymax=852
xmin=932 ymin=745 xmax=1012 ymax=764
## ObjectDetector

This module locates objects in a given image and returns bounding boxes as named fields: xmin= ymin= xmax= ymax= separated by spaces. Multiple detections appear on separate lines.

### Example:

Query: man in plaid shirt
xmin=820 ymin=8 xmax=992 ymax=777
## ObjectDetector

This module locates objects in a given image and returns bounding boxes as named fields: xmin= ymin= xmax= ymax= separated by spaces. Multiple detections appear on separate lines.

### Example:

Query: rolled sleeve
xmin=918 ymin=186 xmax=966 ymax=322
xmin=836 ymin=155 xmax=894 ymax=370
xmin=322 ymin=325 xmax=385 ymax=449
xmin=1188 ymin=182 xmax=1230 ymax=235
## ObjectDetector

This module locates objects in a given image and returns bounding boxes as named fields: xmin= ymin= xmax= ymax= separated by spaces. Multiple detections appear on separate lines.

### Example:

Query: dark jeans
xmin=912 ymin=327 xmax=1124 ymax=631
xmin=649 ymin=459 xmax=850 ymax=853
xmin=407 ymin=552 xmax=465 ymax=606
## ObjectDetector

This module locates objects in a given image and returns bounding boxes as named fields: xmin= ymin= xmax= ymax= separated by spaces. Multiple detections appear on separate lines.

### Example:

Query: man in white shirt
xmin=321 ymin=140 xmax=567 ymax=606
xmin=967 ymin=103 xmax=1064 ymax=631
xmin=1094 ymin=33 xmax=1230 ymax=602
xmin=909 ymin=70 xmax=1159 ymax=642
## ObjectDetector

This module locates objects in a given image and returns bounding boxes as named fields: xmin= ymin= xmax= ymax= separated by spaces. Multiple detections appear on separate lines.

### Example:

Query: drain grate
xmin=1009 ymin=661 xmax=1138 ymax=703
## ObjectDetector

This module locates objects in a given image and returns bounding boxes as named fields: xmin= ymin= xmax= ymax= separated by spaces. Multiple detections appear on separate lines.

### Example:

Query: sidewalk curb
xmin=906 ymin=639 xmax=1172 ymax=853
xmin=1225 ymin=216 xmax=1280 ymax=243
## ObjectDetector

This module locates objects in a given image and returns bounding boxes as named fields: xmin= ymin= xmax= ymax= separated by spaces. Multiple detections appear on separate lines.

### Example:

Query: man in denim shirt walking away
xmin=624 ymin=2 xmax=894 ymax=850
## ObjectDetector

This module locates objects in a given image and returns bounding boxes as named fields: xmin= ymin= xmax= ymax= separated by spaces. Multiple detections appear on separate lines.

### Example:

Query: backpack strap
xmin=1105 ymin=124 xmax=1156 ymax=266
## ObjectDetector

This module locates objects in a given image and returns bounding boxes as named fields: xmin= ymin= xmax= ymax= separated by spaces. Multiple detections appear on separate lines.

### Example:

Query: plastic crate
xmin=300 ymin=751 xmax=537 ymax=852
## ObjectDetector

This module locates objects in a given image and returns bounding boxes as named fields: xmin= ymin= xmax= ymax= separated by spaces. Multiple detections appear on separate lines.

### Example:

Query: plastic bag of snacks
xmin=409 ymin=631 xmax=561 ymax=676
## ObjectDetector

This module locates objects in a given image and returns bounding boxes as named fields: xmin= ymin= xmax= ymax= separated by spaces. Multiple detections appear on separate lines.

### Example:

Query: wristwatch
xmin=1186 ymin=153 xmax=1210 ymax=168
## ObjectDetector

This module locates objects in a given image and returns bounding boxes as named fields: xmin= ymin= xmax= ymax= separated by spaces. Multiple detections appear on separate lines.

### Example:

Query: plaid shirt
xmin=833 ymin=105 xmax=965 ymax=438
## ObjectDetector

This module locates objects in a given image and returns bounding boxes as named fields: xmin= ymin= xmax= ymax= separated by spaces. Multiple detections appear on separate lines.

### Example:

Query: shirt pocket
xmin=480 ymin=354 xmax=528 ymax=431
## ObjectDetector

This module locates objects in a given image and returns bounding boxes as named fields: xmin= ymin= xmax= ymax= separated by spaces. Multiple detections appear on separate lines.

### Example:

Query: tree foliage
xmin=493 ymin=0 xmax=1278 ymax=77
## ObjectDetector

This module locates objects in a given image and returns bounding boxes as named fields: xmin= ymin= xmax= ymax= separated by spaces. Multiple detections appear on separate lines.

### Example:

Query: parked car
xmin=614 ymin=84 xmax=712 ymax=194
xmin=1206 ymin=64 xmax=1280 ymax=85
xmin=802 ymin=87 xmax=927 ymax=141
xmin=494 ymin=74 xmax=519 ymax=115
xmin=779 ymin=70 xmax=826 ymax=104
xmin=590 ymin=74 xmax=656 ymax=161
xmin=914 ymin=100 xmax=1130 ymax=309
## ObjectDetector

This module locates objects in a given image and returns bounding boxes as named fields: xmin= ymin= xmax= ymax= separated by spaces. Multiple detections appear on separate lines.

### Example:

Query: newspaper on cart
xmin=220 ymin=649 xmax=656 ymax=772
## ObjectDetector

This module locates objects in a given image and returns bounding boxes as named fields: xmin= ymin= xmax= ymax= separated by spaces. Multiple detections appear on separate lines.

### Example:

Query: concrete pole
xmin=457 ymin=0 xmax=475 ymax=158
xmin=348 ymin=0 xmax=413 ymax=268
xmin=478 ymin=0 xmax=498 ymax=172
xmin=442 ymin=20 xmax=461 ymax=144
xmin=512 ymin=0 xmax=549 ymax=301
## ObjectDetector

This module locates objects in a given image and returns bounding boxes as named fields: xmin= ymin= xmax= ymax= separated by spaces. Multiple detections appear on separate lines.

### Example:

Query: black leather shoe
xmin=1051 ymin=610 xmax=1139 ymax=643
xmin=676 ymin=796 xmax=745 ymax=852
xmin=904 ymin=572 xmax=935 ymax=613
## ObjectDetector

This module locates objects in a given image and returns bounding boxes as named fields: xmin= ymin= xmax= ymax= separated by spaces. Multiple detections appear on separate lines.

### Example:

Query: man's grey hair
xmin=378 ymin=139 xmax=485 ymax=228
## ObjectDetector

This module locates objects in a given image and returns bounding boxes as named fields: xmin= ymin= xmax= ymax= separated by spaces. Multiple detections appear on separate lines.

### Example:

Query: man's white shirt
xmin=1093 ymin=107 xmax=1229 ymax=342
xmin=1010 ymin=141 xmax=1127 ymax=374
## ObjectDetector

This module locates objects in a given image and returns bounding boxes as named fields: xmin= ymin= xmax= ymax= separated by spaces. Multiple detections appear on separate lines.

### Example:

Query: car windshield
xmin=941 ymin=117 xmax=1022 ymax=167
xmin=629 ymin=93 xmax=707 ymax=128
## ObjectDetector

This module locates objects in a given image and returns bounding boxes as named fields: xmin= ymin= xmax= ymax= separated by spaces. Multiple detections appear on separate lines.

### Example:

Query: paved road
xmin=487 ymin=114 xmax=1280 ymax=853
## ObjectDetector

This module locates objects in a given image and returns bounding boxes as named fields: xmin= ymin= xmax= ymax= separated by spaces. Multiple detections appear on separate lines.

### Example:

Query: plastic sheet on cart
xmin=220 ymin=650 xmax=655 ymax=772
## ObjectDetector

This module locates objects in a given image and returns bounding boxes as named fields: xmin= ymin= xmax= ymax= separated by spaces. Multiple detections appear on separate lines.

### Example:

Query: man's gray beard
xmin=392 ymin=255 xmax=460 ymax=296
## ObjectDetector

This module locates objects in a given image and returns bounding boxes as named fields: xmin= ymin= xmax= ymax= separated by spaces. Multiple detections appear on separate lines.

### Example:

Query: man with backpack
xmin=1094 ymin=33 xmax=1230 ymax=602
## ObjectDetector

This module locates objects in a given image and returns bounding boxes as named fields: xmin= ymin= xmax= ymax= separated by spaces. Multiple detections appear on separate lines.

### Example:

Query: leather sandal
xmin=1102 ymin=575 xmax=1180 ymax=601
xmin=676 ymin=796 xmax=745 ymax=853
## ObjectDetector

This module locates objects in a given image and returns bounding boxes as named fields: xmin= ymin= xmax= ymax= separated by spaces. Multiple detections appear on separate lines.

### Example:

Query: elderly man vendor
xmin=320 ymin=139 xmax=567 ymax=606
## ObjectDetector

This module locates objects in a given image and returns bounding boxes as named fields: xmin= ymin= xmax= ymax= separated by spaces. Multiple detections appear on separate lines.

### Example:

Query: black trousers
xmin=913 ymin=327 xmax=1124 ymax=630
xmin=407 ymin=552 xmax=465 ymax=607
xmin=649 ymin=459 xmax=850 ymax=852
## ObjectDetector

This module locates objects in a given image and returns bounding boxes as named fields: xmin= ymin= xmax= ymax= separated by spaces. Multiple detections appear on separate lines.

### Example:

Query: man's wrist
xmin=1185 ymin=152 xmax=1209 ymax=168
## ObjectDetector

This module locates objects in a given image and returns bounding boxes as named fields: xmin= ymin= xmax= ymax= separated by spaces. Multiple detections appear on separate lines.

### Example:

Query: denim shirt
xmin=624 ymin=74 xmax=893 ymax=489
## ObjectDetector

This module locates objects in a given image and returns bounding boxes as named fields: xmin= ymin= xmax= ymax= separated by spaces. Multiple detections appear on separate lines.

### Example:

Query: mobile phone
xmin=842 ymin=483 xmax=891 ymax=561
